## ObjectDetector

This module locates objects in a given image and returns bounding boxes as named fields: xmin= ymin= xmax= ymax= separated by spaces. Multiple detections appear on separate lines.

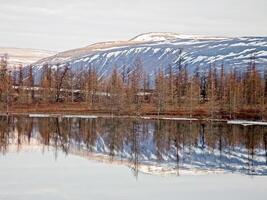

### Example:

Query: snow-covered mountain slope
xmin=33 ymin=32 xmax=267 ymax=78
xmin=0 ymin=47 xmax=56 ymax=69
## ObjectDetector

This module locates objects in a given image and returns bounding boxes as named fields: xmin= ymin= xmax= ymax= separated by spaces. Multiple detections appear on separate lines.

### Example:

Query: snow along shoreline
xmin=28 ymin=113 xmax=98 ymax=119
xmin=1 ymin=112 xmax=267 ymax=125
xmin=227 ymin=120 xmax=267 ymax=126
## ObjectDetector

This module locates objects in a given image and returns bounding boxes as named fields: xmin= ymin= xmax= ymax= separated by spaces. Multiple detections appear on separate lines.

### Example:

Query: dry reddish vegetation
xmin=5 ymin=102 xmax=266 ymax=121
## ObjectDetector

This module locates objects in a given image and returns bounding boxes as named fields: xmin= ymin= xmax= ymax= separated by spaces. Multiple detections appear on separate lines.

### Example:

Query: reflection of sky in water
xmin=0 ymin=149 xmax=267 ymax=200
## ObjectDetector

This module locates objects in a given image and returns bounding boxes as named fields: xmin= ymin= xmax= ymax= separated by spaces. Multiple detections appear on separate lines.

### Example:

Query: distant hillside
xmin=32 ymin=32 xmax=267 ymax=78
xmin=0 ymin=47 xmax=56 ymax=69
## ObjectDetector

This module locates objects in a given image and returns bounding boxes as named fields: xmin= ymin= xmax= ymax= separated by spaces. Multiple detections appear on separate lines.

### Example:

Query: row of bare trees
xmin=153 ymin=61 xmax=267 ymax=119
xmin=0 ymin=55 xmax=267 ymax=119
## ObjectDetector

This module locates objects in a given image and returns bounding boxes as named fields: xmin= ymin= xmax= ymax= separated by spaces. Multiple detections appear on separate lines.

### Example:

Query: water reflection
xmin=0 ymin=116 xmax=267 ymax=177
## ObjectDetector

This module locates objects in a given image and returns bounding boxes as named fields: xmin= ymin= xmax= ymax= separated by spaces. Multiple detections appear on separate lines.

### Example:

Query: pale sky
xmin=0 ymin=0 xmax=266 ymax=51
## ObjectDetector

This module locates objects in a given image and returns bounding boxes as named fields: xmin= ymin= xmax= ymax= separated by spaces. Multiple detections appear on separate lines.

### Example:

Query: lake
xmin=0 ymin=116 xmax=267 ymax=199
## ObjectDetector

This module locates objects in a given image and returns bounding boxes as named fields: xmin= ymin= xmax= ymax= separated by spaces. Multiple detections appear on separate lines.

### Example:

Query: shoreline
xmin=1 ymin=111 xmax=267 ymax=126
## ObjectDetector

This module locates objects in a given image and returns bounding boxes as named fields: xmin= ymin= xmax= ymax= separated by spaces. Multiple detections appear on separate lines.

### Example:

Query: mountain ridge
xmin=29 ymin=32 xmax=267 ymax=79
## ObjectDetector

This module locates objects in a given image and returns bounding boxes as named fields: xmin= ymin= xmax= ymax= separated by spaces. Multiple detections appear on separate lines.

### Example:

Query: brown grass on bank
xmin=3 ymin=102 xmax=266 ymax=121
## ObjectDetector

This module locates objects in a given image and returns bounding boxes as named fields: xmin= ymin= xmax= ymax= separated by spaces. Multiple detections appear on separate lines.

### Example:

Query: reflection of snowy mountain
xmin=4 ymin=117 xmax=267 ymax=176
xmin=71 ymin=127 xmax=267 ymax=175
xmin=32 ymin=32 xmax=267 ymax=79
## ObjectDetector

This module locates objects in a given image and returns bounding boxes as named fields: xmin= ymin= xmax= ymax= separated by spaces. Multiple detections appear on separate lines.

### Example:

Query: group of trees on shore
xmin=0 ymin=53 xmax=267 ymax=119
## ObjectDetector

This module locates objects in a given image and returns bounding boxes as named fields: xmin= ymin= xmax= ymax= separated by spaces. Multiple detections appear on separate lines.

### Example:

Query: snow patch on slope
xmin=131 ymin=32 xmax=230 ymax=42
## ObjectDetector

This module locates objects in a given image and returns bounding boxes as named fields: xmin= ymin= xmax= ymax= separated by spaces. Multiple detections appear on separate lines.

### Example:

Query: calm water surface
xmin=0 ymin=116 xmax=267 ymax=199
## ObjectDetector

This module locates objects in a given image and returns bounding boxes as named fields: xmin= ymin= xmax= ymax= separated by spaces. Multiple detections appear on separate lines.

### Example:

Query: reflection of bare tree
xmin=130 ymin=120 xmax=140 ymax=179
xmin=245 ymin=126 xmax=255 ymax=174
xmin=173 ymin=126 xmax=181 ymax=174
xmin=16 ymin=117 xmax=22 ymax=151
xmin=38 ymin=118 xmax=52 ymax=146
xmin=81 ymin=118 xmax=97 ymax=152
xmin=264 ymin=130 xmax=267 ymax=164
xmin=154 ymin=120 xmax=165 ymax=161
xmin=26 ymin=118 xmax=33 ymax=144
xmin=55 ymin=118 xmax=71 ymax=155
xmin=199 ymin=123 xmax=206 ymax=149
xmin=38 ymin=117 xmax=70 ymax=159
xmin=16 ymin=116 xmax=33 ymax=151
xmin=217 ymin=124 xmax=224 ymax=166
xmin=101 ymin=118 xmax=125 ymax=160
xmin=0 ymin=116 xmax=9 ymax=154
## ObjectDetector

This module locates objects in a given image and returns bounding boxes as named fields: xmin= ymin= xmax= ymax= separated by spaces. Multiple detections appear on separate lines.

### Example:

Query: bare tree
xmin=54 ymin=64 xmax=69 ymax=102
xmin=0 ymin=55 xmax=11 ymax=115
